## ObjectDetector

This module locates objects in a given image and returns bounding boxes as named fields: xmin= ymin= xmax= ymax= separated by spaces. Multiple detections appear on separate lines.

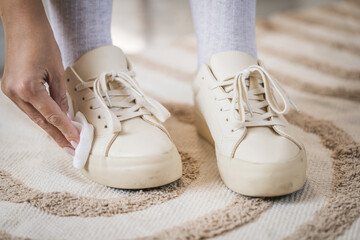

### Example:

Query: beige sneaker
xmin=65 ymin=45 xmax=182 ymax=189
xmin=193 ymin=51 xmax=307 ymax=197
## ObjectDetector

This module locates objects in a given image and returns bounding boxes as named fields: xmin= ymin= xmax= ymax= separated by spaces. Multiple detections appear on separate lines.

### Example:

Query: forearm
xmin=1 ymin=0 xmax=56 ymax=78
xmin=0 ymin=0 xmax=51 ymax=36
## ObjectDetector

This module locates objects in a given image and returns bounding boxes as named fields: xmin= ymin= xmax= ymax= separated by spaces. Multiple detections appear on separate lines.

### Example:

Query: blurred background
xmin=0 ymin=0 xmax=341 ymax=75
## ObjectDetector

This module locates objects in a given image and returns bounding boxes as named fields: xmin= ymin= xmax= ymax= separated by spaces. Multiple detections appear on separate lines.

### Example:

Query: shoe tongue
xmin=209 ymin=51 xmax=257 ymax=80
xmin=72 ymin=45 xmax=128 ymax=81
xmin=210 ymin=51 xmax=266 ymax=115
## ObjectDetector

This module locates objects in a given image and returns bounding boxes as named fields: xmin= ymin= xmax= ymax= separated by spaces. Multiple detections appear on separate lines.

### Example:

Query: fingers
xmin=2 ymin=77 xmax=80 ymax=146
xmin=27 ymin=89 xmax=80 ymax=144
xmin=13 ymin=98 xmax=72 ymax=149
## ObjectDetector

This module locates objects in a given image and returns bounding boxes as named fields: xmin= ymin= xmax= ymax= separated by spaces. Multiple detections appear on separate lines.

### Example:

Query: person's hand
xmin=0 ymin=0 xmax=79 ymax=152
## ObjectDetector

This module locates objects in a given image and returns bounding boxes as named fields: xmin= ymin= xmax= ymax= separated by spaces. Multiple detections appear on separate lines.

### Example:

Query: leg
xmin=48 ymin=0 xmax=113 ymax=68
xmin=191 ymin=0 xmax=307 ymax=197
xmin=190 ymin=0 xmax=257 ymax=67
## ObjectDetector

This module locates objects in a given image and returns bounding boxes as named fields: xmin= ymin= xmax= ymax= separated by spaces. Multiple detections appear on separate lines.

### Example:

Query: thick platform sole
xmin=81 ymin=147 xmax=182 ymax=189
xmin=194 ymin=108 xmax=307 ymax=197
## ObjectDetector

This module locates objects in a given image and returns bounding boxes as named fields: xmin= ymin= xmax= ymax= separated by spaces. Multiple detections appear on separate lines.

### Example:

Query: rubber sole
xmin=81 ymin=147 xmax=182 ymax=189
xmin=194 ymin=108 xmax=307 ymax=197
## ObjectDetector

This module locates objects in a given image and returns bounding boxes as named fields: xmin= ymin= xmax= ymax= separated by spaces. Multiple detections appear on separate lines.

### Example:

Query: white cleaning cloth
xmin=70 ymin=112 xmax=94 ymax=169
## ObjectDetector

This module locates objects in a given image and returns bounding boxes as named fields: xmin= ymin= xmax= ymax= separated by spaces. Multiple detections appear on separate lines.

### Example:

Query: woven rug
xmin=1 ymin=1 xmax=360 ymax=239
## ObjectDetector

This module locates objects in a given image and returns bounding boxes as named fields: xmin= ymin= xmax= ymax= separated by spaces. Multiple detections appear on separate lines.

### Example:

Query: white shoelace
xmin=74 ymin=70 xmax=170 ymax=133
xmin=209 ymin=64 xmax=299 ymax=131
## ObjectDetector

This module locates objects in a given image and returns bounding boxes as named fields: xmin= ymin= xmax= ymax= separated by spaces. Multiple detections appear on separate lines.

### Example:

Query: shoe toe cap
xmin=107 ymin=118 xmax=174 ymax=158
xmin=234 ymin=127 xmax=301 ymax=163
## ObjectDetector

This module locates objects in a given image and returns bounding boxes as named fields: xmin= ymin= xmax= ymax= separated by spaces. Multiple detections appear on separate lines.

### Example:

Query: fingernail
xmin=70 ymin=141 xmax=78 ymax=149
xmin=63 ymin=147 xmax=75 ymax=156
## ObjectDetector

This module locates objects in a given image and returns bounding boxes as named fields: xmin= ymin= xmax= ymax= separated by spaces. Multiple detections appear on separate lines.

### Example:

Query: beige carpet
xmin=1 ymin=1 xmax=360 ymax=239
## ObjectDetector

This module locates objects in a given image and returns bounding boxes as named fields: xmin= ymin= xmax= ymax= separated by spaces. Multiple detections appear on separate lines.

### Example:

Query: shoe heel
xmin=194 ymin=109 xmax=215 ymax=146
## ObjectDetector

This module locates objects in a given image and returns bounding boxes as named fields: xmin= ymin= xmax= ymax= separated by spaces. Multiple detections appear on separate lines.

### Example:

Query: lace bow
xmin=76 ymin=70 xmax=170 ymax=133
xmin=210 ymin=63 xmax=299 ymax=130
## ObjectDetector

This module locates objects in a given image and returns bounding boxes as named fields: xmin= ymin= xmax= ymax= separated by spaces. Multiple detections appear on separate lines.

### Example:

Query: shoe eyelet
xmin=89 ymin=106 xmax=93 ymax=110
xmin=74 ymin=87 xmax=77 ymax=91
xmin=231 ymin=129 xmax=234 ymax=132
xmin=82 ymin=97 xmax=85 ymax=101
xmin=104 ymin=125 xmax=107 ymax=128
xmin=98 ymin=115 xmax=101 ymax=119
xmin=220 ymin=108 xmax=223 ymax=112
xmin=67 ymin=78 xmax=70 ymax=82
xmin=226 ymin=118 xmax=229 ymax=122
